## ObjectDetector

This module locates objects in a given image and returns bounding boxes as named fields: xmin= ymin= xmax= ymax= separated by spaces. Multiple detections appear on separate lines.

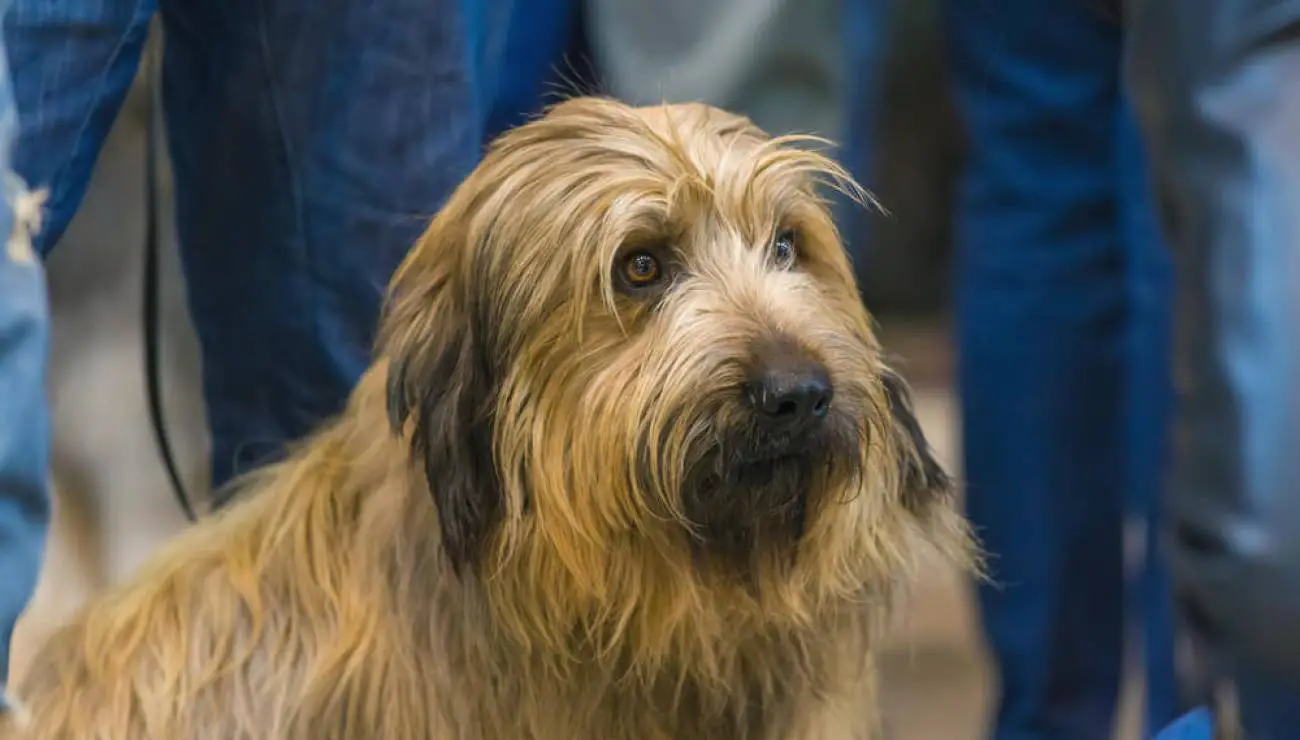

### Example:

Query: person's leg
xmin=942 ymin=2 xmax=1128 ymax=738
xmin=157 ymin=0 xmax=514 ymax=498
xmin=1127 ymin=0 xmax=1300 ymax=733
xmin=840 ymin=0 xmax=887 ymax=199
xmin=585 ymin=0 xmax=842 ymax=139
xmin=841 ymin=0 xmax=958 ymax=314
xmin=1116 ymin=94 xmax=1183 ymax=735
xmin=1 ymin=0 xmax=153 ymax=700
xmin=0 ymin=194 xmax=47 ymax=710
xmin=837 ymin=0 xmax=883 ymax=281
xmin=485 ymin=0 xmax=579 ymax=141
xmin=0 ymin=58 xmax=50 ymax=707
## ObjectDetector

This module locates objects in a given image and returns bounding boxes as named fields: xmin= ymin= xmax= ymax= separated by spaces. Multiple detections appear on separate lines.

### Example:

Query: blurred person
xmin=939 ymin=1 xmax=1186 ymax=737
xmin=0 ymin=0 xmax=48 ymax=709
xmin=1125 ymin=0 xmax=1300 ymax=737
xmin=841 ymin=0 xmax=961 ymax=316
xmin=584 ymin=0 xmax=842 ymax=144
xmin=585 ymin=0 xmax=912 ymax=309
xmin=0 ymin=0 xmax=578 ymax=701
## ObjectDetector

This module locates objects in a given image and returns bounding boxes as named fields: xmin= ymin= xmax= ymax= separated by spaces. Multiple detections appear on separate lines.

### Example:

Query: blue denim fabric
xmin=836 ymin=0 xmax=886 ymax=274
xmin=1117 ymin=95 xmax=1182 ymax=736
xmin=0 ymin=217 xmax=48 ymax=707
xmin=0 ymin=0 xmax=52 ymax=699
xmin=485 ymin=0 xmax=579 ymax=141
xmin=939 ymin=2 xmax=1182 ymax=738
xmin=5 ymin=0 xmax=515 ymax=502
xmin=839 ymin=0 xmax=886 ymax=199
xmin=1154 ymin=709 xmax=1213 ymax=740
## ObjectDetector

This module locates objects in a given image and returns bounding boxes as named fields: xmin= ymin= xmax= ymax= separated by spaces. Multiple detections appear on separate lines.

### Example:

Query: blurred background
xmin=7 ymin=1 xmax=1143 ymax=737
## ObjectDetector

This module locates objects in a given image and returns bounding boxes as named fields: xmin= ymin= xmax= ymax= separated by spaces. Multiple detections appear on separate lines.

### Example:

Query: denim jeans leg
xmin=942 ymin=2 xmax=1129 ymax=738
xmin=0 ymin=0 xmax=53 ymax=700
xmin=2 ymin=0 xmax=158 ymax=702
xmin=1116 ymin=93 xmax=1184 ymax=735
xmin=156 ymin=0 xmax=514 ymax=499
xmin=837 ymin=0 xmax=885 ymax=284
xmin=486 ymin=0 xmax=578 ymax=141
xmin=0 ymin=188 xmax=48 ymax=710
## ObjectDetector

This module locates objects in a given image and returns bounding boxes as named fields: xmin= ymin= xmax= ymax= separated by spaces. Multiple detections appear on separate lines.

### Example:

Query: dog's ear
xmin=880 ymin=369 xmax=953 ymax=510
xmin=382 ymin=257 xmax=503 ymax=574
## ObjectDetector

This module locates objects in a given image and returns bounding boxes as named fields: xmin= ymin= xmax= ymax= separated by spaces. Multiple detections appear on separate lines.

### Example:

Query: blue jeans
xmin=4 ymin=0 xmax=516 ymax=500
xmin=485 ymin=0 xmax=580 ymax=140
xmin=0 ymin=0 xmax=50 ymax=699
xmin=939 ymin=1 xmax=1182 ymax=737
xmin=0 ymin=0 xmax=587 ymax=693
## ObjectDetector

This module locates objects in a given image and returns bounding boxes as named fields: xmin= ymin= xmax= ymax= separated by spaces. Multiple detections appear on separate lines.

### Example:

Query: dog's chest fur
xmin=381 ymin=644 xmax=868 ymax=740
xmin=409 ymin=603 xmax=876 ymax=740
xmin=258 ymin=600 xmax=873 ymax=740
xmin=459 ymin=661 xmax=804 ymax=739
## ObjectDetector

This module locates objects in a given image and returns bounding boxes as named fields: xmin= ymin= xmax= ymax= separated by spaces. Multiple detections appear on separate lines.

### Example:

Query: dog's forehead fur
xmin=627 ymin=101 xmax=762 ymax=165
xmin=506 ymin=98 xmax=841 ymax=216
xmin=532 ymin=98 xmax=767 ymax=170
xmin=430 ymin=97 xmax=865 ymax=324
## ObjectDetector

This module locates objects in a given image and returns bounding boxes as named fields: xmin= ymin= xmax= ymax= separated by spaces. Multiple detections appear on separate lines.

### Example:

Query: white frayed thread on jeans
xmin=3 ymin=172 xmax=45 ymax=265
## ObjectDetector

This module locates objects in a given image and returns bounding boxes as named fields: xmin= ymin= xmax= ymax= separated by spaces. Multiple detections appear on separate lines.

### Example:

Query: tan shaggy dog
xmin=3 ymin=97 xmax=973 ymax=739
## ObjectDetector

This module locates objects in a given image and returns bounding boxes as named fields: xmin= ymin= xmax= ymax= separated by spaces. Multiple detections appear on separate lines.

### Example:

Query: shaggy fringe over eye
xmin=747 ymin=134 xmax=879 ymax=212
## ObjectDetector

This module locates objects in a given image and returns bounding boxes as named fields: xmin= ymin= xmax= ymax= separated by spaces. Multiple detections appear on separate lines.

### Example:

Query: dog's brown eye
xmin=621 ymin=250 xmax=663 ymax=288
xmin=773 ymin=230 xmax=798 ymax=268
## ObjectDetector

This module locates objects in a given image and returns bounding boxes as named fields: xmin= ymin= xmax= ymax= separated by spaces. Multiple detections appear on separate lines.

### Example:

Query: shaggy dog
xmin=3 ymin=97 xmax=973 ymax=739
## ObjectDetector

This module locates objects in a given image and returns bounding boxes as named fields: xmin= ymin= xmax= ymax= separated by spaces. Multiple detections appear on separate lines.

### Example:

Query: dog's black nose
xmin=744 ymin=340 xmax=833 ymax=431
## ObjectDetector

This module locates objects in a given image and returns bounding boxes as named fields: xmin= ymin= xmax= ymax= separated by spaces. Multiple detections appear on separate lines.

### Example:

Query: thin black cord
xmin=141 ymin=48 xmax=198 ymax=524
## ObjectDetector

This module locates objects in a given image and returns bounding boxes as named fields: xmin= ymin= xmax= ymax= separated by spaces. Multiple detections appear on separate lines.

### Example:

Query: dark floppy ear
xmin=880 ymin=369 xmax=953 ymax=511
xmin=383 ymin=276 xmax=502 ymax=574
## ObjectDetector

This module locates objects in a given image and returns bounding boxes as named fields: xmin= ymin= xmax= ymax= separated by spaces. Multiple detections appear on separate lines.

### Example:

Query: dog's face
xmin=383 ymin=98 xmax=963 ymax=640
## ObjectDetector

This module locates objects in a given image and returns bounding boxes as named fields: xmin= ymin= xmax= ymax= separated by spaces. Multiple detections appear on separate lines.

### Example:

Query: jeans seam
xmin=253 ymin=0 xmax=306 ymax=255
xmin=249 ymin=0 xmax=314 ymax=483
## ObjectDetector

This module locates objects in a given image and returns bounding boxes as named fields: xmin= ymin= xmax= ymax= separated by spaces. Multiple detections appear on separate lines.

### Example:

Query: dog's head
xmin=381 ymin=98 xmax=968 ymax=648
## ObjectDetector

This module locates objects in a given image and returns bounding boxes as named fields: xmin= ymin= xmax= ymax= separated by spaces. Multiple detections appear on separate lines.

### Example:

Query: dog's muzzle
xmin=680 ymin=337 xmax=847 ymax=570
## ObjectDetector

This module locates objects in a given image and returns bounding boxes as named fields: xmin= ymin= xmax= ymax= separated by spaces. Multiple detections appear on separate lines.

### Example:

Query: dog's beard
xmin=678 ymin=411 xmax=863 ymax=577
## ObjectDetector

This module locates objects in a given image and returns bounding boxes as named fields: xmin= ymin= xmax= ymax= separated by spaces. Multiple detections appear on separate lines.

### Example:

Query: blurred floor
xmin=876 ymin=319 xmax=993 ymax=740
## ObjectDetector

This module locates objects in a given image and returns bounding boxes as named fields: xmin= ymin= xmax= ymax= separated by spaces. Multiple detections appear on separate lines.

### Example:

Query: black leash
xmin=141 ymin=49 xmax=198 ymax=524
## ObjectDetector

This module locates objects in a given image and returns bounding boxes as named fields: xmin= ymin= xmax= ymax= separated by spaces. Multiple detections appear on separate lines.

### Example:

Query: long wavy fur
xmin=7 ymin=98 xmax=974 ymax=740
